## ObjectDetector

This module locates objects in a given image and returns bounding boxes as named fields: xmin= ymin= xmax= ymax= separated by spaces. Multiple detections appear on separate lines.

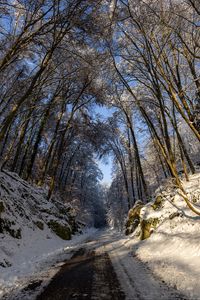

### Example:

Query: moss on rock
xmin=140 ymin=218 xmax=159 ymax=240
xmin=152 ymin=195 xmax=163 ymax=210
xmin=48 ymin=220 xmax=71 ymax=240
xmin=35 ymin=221 xmax=44 ymax=230
xmin=0 ymin=218 xmax=21 ymax=239
xmin=125 ymin=201 xmax=144 ymax=235
xmin=169 ymin=212 xmax=181 ymax=220
xmin=63 ymin=207 xmax=79 ymax=234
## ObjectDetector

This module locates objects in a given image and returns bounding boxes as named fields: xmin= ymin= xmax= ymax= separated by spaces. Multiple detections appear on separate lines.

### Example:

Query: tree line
xmin=104 ymin=0 xmax=200 ymax=225
xmin=0 ymin=0 xmax=200 ymax=225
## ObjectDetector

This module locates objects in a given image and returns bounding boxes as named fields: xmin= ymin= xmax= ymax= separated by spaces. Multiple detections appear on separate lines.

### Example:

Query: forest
xmin=1 ymin=1 xmax=200 ymax=299
xmin=0 ymin=0 xmax=200 ymax=227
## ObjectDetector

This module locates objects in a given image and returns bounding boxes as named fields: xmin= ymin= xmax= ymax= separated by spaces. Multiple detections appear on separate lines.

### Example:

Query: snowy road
xmin=2 ymin=230 xmax=188 ymax=300
xmin=37 ymin=247 xmax=125 ymax=300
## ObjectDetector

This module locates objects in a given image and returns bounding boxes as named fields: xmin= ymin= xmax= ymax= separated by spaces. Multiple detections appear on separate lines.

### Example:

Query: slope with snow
xmin=0 ymin=171 xmax=100 ymax=300
xmin=0 ymin=169 xmax=87 ymax=298
xmin=125 ymin=172 xmax=200 ymax=299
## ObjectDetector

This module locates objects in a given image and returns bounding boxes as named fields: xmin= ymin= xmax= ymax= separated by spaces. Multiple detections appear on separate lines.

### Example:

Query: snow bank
xmin=0 ymin=170 xmax=95 ymax=298
xmin=0 ymin=227 xmax=97 ymax=299
xmin=126 ymin=173 xmax=200 ymax=299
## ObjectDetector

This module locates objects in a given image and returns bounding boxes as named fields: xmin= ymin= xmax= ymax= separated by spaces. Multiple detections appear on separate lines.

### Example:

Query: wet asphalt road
xmin=36 ymin=248 xmax=125 ymax=300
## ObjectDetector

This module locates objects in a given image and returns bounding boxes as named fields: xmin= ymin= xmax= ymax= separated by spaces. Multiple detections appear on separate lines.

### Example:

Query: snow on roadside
xmin=124 ymin=173 xmax=200 ymax=300
xmin=0 ymin=228 xmax=97 ymax=299
xmin=0 ymin=169 xmax=98 ymax=298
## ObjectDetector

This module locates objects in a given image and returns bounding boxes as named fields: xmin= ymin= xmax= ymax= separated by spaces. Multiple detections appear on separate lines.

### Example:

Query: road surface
xmin=36 ymin=231 xmax=187 ymax=300
xmin=2 ymin=231 xmax=188 ymax=300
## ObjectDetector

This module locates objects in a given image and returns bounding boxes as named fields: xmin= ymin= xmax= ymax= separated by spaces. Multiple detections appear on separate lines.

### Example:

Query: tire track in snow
xmin=104 ymin=239 xmax=188 ymax=300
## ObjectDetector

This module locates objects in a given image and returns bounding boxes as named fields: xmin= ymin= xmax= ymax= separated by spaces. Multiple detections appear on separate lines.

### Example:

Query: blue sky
xmin=98 ymin=156 xmax=113 ymax=185
xmin=94 ymin=105 xmax=114 ymax=185
xmin=93 ymin=103 xmax=148 ymax=186
xmin=93 ymin=105 xmax=114 ymax=121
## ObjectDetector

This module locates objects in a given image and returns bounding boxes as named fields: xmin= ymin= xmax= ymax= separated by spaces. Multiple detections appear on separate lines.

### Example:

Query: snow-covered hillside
xmin=0 ymin=170 xmax=100 ymax=298
xmin=125 ymin=172 xmax=200 ymax=299
xmin=0 ymin=170 xmax=83 ymax=269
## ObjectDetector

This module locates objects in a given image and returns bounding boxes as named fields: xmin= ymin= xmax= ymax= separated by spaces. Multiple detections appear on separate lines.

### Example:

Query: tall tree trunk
xmin=25 ymin=92 xmax=58 ymax=180
xmin=127 ymin=128 xmax=136 ymax=204
xmin=11 ymin=109 xmax=33 ymax=172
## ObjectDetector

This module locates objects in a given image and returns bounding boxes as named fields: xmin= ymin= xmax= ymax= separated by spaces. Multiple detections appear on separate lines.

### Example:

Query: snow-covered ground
xmin=0 ymin=228 xmax=98 ymax=299
xmin=1 ymin=169 xmax=200 ymax=299
xmin=124 ymin=173 xmax=200 ymax=299
xmin=100 ymin=235 xmax=184 ymax=300
xmin=1 ymin=216 xmax=200 ymax=300
xmin=0 ymin=170 xmax=97 ymax=298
